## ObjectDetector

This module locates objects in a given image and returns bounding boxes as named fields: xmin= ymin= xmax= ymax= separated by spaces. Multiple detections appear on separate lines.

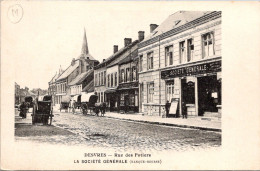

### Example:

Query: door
xmin=198 ymin=75 xmax=218 ymax=116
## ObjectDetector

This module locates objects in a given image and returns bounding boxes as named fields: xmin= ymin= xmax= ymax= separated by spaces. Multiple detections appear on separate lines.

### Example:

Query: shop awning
xmin=81 ymin=92 xmax=95 ymax=102
xmin=104 ymin=89 xmax=117 ymax=94
xmin=72 ymin=95 xmax=80 ymax=101
xmin=61 ymin=95 xmax=71 ymax=103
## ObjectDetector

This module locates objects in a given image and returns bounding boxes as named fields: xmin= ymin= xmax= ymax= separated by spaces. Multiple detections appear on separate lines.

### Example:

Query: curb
xmin=105 ymin=115 xmax=221 ymax=132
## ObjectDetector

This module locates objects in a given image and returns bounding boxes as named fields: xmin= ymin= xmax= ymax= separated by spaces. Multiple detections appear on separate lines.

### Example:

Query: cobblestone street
xmin=23 ymin=110 xmax=220 ymax=152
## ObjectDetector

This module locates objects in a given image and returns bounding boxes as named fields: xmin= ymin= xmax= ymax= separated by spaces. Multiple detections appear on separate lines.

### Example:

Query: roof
xmin=118 ymin=49 xmax=138 ymax=65
xmin=82 ymin=80 xmax=94 ymax=92
xmin=49 ymin=72 xmax=59 ymax=84
xmin=68 ymin=70 xmax=93 ymax=86
xmin=142 ymin=11 xmax=210 ymax=42
xmin=56 ymin=60 xmax=79 ymax=81
xmin=95 ymin=40 xmax=139 ymax=70
xmin=78 ymin=53 xmax=97 ymax=61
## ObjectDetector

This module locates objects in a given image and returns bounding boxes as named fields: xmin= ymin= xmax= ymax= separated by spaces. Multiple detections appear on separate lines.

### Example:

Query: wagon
xmin=31 ymin=95 xmax=53 ymax=125
xmin=60 ymin=95 xmax=71 ymax=112
xmin=81 ymin=93 xmax=106 ymax=116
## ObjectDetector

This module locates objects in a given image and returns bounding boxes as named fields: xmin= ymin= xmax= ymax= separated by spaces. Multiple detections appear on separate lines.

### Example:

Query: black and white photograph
xmin=1 ymin=1 xmax=260 ymax=170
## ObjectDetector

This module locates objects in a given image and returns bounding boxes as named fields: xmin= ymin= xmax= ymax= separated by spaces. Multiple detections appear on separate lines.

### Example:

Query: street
xmin=19 ymin=110 xmax=221 ymax=152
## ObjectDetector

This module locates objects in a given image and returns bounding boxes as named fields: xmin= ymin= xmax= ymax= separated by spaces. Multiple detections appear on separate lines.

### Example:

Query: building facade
xmin=94 ymin=36 xmax=142 ymax=112
xmin=15 ymin=82 xmax=20 ymax=105
xmin=138 ymin=11 xmax=222 ymax=118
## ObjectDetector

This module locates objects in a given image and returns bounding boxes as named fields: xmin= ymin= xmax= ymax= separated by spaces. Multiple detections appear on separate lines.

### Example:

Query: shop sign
xmin=118 ymin=82 xmax=138 ymax=90
xmin=161 ymin=61 xmax=221 ymax=79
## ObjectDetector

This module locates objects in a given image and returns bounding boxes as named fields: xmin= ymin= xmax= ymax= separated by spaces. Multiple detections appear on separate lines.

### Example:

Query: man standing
xmin=165 ymin=100 xmax=171 ymax=118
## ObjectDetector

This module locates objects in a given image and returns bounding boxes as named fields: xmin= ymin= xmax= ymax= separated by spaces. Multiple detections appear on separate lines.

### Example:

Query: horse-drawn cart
xmin=31 ymin=95 xmax=53 ymax=125
xmin=81 ymin=93 xmax=106 ymax=116
xmin=60 ymin=95 xmax=71 ymax=112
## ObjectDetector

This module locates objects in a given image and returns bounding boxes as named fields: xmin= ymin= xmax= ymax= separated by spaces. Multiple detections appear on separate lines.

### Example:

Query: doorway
xmin=181 ymin=78 xmax=195 ymax=116
xmin=198 ymin=75 xmax=219 ymax=116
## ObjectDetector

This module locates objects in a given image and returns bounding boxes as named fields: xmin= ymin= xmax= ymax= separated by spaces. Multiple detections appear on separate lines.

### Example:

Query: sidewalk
xmin=104 ymin=112 xmax=221 ymax=132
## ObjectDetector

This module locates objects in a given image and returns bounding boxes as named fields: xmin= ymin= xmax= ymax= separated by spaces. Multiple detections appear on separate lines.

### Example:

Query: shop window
xmin=147 ymin=82 xmax=154 ymax=103
xmin=115 ymin=72 xmax=117 ymax=86
xmin=139 ymin=55 xmax=143 ymax=72
xmin=187 ymin=38 xmax=194 ymax=62
xmin=101 ymin=72 xmax=104 ymax=85
xmin=129 ymin=94 xmax=135 ymax=106
xmin=147 ymin=52 xmax=153 ymax=70
xmin=132 ymin=67 xmax=136 ymax=81
xmin=104 ymin=71 xmax=106 ymax=85
xmin=165 ymin=45 xmax=173 ymax=66
xmin=202 ymin=32 xmax=214 ymax=58
xmin=166 ymin=81 xmax=174 ymax=102
xmin=179 ymin=41 xmax=186 ymax=63
xmin=107 ymin=74 xmax=110 ymax=87
xmin=126 ymin=68 xmax=130 ymax=82
xmin=111 ymin=73 xmax=113 ymax=87
xmin=121 ymin=69 xmax=125 ymax=83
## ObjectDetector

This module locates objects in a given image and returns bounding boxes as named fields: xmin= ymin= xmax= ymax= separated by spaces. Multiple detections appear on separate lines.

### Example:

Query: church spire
xmin=81 ymin=28 xmax=89 ymax=55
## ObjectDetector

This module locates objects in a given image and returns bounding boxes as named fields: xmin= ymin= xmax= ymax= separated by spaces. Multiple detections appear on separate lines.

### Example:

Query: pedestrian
xmin=182 ymin=101 xmax=187 ymax=119
xmin=72 ymin=100 xmax=76 ymax=114
xmin=69 ymin=100 xmax=72 ymax=113
xmin=165 ymin=100 xmax=171 ymax=118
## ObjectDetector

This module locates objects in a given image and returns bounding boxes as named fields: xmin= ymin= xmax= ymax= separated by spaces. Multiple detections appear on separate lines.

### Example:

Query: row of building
xmin=48 ymin=11 xmax=222 ymax=118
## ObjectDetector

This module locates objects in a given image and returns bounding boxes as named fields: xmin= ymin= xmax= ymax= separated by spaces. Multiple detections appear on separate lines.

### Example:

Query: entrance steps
xmin=202 ymin=112 xmax=221 ymax=121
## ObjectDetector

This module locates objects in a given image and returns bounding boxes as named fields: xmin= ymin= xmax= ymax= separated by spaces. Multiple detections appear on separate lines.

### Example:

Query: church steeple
xmin=81 ymin=28 xmax=89 ymax=55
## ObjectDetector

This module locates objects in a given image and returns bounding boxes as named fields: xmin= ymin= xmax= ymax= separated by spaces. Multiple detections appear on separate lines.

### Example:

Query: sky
xmin=1 ymin=1 xmax=228 ymax=90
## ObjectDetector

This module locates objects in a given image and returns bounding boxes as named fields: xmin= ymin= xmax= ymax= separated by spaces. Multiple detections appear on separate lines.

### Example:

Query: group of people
xmin=69 ymin=99 xmax=77 ymax=113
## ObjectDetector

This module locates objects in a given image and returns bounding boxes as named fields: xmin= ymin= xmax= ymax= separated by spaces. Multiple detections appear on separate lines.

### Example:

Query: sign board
xmin=169 ymin=98 xmax=179 ymax=115
xmin=161 ymin=61 xmax=221 ymax=79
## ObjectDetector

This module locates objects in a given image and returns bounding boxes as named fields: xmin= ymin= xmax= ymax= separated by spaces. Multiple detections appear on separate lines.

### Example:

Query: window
xmin=98 ymin=73 xmax=101 ymax=86
xmin=187 ymin=39 xmax=194 ymax=62
xmin=111 ymin=73 xmax=113 ymax=87
xmin=121 ymin=69 xmax=125 ymax=83
xmin=140 ymin=83 xmax=144 ymax=103
xmin=132 ymin=67 xmax=136 ymax=81
xmin=115 ymin=72 xmax=117 ymax=86
xmin=94 ymin=74 xmax=97 ymax=86
xmin=101 ymin=92 xmax=103 ymax=103
xmin=165 ymin=45 xmax=173 ymax=66
xmin=126 ymin=68 xmax=130 ymax=82
xmin=101 ymin=72 xmax=104 ymax=85
xmin=147 ymin=52 xmax=153 ymax=70
xmin=166 ymin=81 xmax=174 ymax=102
xmin=139 ymin=55 xmax=143 ymax=72
xmin=147 ymin=82 xmax=154 ymax=103
xmin=107 ymin=74 xmax=110 ymax=87
xmin=202 ymin=32 xmax=214 ymax=58
xmin=180 ymin=41 xmax=186 ymax=63
xmin=104 ymin=71 xmax=106 ymax=85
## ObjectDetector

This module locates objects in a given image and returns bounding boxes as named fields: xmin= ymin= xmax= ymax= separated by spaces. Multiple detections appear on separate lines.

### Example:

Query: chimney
xmin=138 ymin=31 xmax=145 ymax=41
xmin=124 ymin=38 xmax=132 ymax=47
xmin=71 ymin=58 xmax=75 ymax=66
xmin=150 ymin=24 xmax=158 ymax=33
xmin=113 ymin=45 xmax=118 ymax=53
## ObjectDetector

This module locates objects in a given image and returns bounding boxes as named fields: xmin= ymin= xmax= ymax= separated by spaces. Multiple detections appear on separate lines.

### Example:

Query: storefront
xmin=161 ymin=59 xmax=222 ymax=117
xmin=117 ymin=82 xmax=139 ymax=113
xmin=105 ymin=88 xmax=119 ymax=112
